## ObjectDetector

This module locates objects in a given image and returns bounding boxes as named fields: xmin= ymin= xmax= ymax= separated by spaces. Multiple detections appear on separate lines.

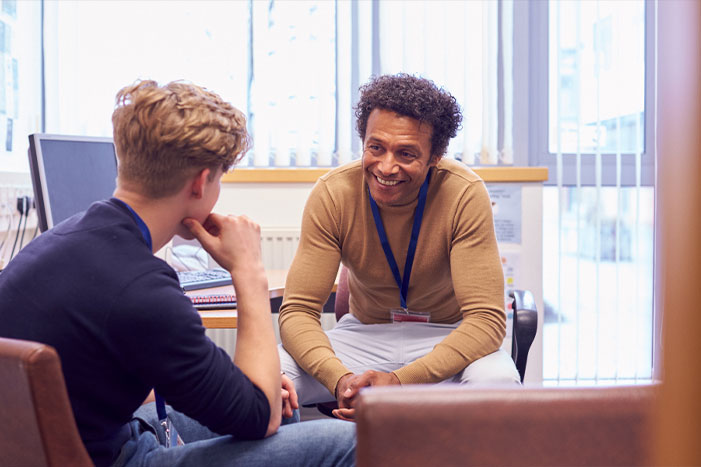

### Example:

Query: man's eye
xmin=368 ymin=144 xmax=381 ymax=151
xmin=402 ymin=151 xmax=417 ymax=158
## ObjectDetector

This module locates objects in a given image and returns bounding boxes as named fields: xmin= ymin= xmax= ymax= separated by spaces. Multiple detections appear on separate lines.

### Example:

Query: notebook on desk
xmin=189 ymin=293 xmax=237 ymax=310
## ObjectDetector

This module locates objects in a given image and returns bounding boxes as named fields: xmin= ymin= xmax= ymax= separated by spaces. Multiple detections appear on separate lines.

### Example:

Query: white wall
xmin=215 ymin=183 xmax=315 ymax=228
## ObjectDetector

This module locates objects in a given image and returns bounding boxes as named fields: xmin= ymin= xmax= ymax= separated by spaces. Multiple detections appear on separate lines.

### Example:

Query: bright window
xmin=44 ymin=1 xmax=249 ymax=139
xmin=43 ymin=0 xmax=513 ymax=168
xmin=549 ymin=1 xmax=645 ymax=155
xmin=0 ymin=0 xmax=41 ymax=173
xmin=537 ymin=0 xmax=655 ymax=383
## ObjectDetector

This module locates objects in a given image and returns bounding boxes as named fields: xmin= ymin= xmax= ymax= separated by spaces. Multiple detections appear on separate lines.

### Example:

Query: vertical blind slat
xmin=555 ymin=0 xmax=564 ymax=383
xmin=501 ymin=0 xmax=514 ymax=164
xmin=593 ymin=0 xmax=603 ymax=384
xmin=574 ymin=0 xmax=583 ymax=382
xmin=634 ymin=110 xmax=643 ymax=380
xmin=615 ymin=115 xmax=623 ymax=382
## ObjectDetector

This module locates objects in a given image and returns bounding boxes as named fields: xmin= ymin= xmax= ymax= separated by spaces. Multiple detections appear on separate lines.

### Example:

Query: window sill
xmin=222 ymin=167 xmax=548 ymax=184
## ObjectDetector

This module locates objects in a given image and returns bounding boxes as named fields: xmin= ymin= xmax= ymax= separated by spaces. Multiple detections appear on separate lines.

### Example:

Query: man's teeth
xmin=376 ymin=176 xmax=400 ymax=186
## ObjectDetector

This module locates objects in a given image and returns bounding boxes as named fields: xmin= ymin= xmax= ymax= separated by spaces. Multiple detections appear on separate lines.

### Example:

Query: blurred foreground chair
xmin=356 ymin=384 xmax=657 ymax=467
xmin=0 ymin=337 xmax=92 ymax=467
xmin=315 ymin=267 xmax=538 ymax=416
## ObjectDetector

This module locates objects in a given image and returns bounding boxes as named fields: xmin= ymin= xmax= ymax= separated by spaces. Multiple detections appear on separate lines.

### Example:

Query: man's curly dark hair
xmin=355 ymin=74 xmax=462 ymax=157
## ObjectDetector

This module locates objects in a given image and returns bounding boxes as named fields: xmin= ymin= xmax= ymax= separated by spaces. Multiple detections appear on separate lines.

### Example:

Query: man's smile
xmin=375 ymin=175 xmax=402 ymax=186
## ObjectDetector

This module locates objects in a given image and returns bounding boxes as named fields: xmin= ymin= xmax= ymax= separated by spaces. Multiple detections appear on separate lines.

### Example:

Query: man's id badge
xmin=161 ymin=417 xmax=185 ymax=447
xmin=391 ymin=308 xmax=430 ymax=323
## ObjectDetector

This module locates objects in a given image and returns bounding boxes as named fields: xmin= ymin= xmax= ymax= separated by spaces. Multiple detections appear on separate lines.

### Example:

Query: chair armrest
xmin=510 ymin=289 xmax=538 ymax=382
xmin=356 ymin=384 xmax=657 ymax=467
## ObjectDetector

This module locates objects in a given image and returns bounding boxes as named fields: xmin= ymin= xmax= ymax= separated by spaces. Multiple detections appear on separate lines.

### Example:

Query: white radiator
xmin=260 ymin=228 xmax=301 ymax=270
xmin=206 ymin=228 xmax=302 ymax=356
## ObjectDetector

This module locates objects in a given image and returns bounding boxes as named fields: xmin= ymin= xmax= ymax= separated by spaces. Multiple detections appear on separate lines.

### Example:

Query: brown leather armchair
xmin=0 ymin=337 xmax=93 ymax=467
xmin=356 ymin=384 xmax=657 ymax=467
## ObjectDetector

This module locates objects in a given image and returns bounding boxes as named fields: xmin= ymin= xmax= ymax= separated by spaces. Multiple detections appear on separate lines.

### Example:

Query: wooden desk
xmin=187 ymin=270 xmax=288 ymax=329
xmin=189 ymin=269 xmax=338 ymax=329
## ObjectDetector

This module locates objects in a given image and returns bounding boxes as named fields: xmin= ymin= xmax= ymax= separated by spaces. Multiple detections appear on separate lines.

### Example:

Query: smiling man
xmin=279 ymin=74 xmax=520 ymax=420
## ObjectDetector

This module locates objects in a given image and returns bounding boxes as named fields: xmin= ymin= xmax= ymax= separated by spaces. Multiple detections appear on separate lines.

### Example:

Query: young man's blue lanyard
xmin=367 ymin=170 xmax=431 ymax=310
xmin=112 ymin=199 xmax=169 ymax=424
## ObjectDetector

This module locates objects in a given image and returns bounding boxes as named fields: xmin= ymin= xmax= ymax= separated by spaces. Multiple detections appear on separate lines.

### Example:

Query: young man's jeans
xmin=111 ymin=402 xmax=355 ymax=466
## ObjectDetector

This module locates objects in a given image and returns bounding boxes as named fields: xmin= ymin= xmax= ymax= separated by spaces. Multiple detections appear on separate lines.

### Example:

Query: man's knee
xmin=278 ymin=344 xmax=302 ymax=377
xmin=458 ymin=349 xmax=521 ymax=385
xmin=278 ymin=344 xmax=335 ymax=405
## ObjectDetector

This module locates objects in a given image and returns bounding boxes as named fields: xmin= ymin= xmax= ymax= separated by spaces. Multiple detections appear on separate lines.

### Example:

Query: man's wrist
xmin=334 ymin=372 xmax=353 ymax=399
xmin=389 ymin=371 xmax=401 ymax=385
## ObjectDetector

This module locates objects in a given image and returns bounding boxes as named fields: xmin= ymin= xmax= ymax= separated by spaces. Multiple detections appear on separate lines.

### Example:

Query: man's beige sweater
xmin=279 ymin=158 xmax=506 ymax=395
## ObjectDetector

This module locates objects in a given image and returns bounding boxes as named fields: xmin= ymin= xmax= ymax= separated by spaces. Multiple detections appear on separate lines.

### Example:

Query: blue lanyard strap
xmin=368 ymin=170 xmax=431 ymax=309
xmin=113 ymin=198 xmax=153 ymax=251
xmin=155 ymin=393 xmax=168 ymax=421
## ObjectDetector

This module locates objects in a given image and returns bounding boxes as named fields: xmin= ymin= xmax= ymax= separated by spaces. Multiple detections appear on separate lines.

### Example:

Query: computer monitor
xmin=28 ymin=134 xmax=118 ymax=232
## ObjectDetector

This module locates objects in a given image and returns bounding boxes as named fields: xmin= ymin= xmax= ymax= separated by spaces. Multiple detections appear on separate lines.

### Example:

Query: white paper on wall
xmin=488 ymin=184 xmax=522 ymax=244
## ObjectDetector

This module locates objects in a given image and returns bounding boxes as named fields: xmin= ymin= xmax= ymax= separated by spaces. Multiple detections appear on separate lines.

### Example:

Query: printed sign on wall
xmin=488 ymin=184 xmax=522 ymax=244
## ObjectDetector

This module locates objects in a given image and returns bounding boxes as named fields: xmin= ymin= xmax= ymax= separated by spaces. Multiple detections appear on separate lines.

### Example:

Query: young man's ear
xmin=429 ymin=154 xmax=443 ymax=167
xmin=189 ymin=168 xmax=211 ymax=199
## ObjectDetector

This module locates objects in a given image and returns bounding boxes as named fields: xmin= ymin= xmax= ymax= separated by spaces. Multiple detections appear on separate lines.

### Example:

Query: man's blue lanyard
xmin=368 ymin=170 xmax=431 ymax=310
xmin=113 ymin=198 xmax=167 ymax=421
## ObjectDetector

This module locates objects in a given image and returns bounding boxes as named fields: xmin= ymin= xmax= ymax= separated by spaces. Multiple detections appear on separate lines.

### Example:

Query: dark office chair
xmin=316 ymin=266 xmax=538 ymax=417
xmin=0 ymin=337 xmax=93 ymax=467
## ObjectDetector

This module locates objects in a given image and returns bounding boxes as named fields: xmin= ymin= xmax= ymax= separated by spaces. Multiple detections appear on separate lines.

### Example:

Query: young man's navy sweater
xmin=0 ymin=199 xmax=269 ymax=466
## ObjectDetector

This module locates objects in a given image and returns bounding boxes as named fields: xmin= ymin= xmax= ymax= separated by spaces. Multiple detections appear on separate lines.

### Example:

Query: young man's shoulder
xmin=46 ymin=200 xmax=163 ymax=271
xmin=11 ymin=198 xmax=181 ymax=308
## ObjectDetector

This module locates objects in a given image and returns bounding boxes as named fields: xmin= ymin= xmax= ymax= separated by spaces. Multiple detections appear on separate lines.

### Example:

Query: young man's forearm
xmin=232 ymin=267 xmax=282 ymax=435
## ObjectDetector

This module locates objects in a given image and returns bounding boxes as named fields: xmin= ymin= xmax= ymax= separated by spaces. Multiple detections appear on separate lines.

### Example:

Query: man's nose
xmin=377 ymin=153 xmax=400 ymax=175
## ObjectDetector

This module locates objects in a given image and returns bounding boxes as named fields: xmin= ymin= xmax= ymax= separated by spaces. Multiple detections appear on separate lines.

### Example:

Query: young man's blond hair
xmin=112 ymin=80 xmax=250 ymax=198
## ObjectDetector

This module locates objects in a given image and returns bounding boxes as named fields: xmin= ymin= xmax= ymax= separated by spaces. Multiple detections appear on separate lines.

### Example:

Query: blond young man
xmin=0 ymin=81 xmax=354 ymax=466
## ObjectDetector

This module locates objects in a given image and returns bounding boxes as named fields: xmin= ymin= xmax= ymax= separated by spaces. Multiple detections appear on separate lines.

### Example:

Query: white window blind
xmin=375 ymin=0 xmax=511 ymax=165
xmin=248 ymin=0 xmax=336 ymax=167
xmin=43 ymin=1 xmax=249 ymax=139
xmin=0 ymin=0 xmax=41 ymax=173
xmin=42 ymin=0 xmax=514 ymax=169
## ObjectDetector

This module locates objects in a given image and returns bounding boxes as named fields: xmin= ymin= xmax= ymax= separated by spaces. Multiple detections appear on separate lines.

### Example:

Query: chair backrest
xmin=357 ymin=384 xmax=657 ymax=467
xmin=509 ymin=290 xmax=537 ymax=382
xmin=334 ymin=266 xmax=350 ymax=321
xmin=0 ymin=337 xmax=93 ymax=467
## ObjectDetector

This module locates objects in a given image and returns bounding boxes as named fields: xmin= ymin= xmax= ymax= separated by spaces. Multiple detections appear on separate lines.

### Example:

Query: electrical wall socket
xmin=0 ymin=184 xmax=38 ymax=268
xmin=0 ymin=185 xmax=34 ymax=219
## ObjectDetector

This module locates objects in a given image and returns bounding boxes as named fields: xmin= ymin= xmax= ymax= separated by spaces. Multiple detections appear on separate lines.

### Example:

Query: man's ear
xmin=189 ymin=168 xmax=211 ymax=199
xmin=429 ymin=154 xmax=442 ymax=167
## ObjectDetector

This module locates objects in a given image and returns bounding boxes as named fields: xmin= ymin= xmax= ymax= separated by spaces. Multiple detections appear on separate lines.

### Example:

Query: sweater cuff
xmin=317 ymin=359 xmax=354 ymax=396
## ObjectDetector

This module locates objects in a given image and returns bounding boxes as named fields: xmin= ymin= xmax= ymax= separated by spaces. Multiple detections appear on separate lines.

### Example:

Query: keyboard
xmin=177 ymin=268 xmax=232 ymax=291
